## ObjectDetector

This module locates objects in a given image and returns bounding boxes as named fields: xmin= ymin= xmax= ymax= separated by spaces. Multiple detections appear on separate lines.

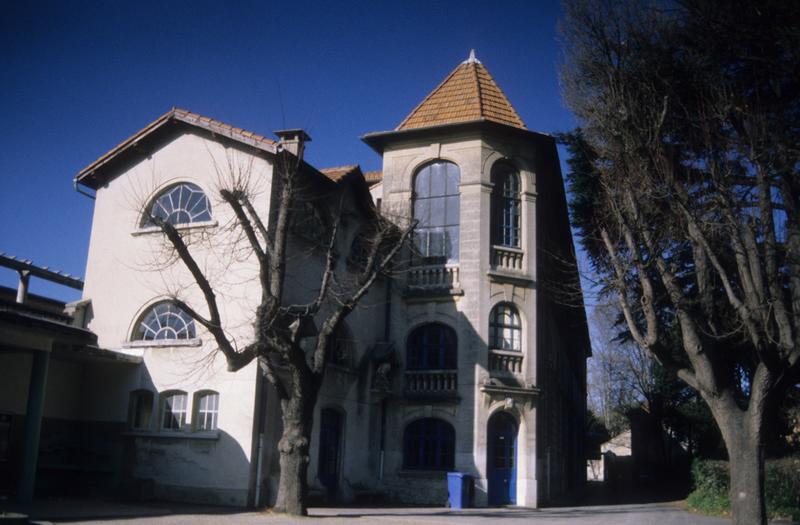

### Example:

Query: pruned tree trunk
xmin=712 ymin=397 xmax=767 ymax=525
xmin=727 ymin=433 xmax=766 ymax=525
xmin=151 ymin=135 xmax=415 ymax=516
xmin=274 ymin=386 xmax=318 ymax=516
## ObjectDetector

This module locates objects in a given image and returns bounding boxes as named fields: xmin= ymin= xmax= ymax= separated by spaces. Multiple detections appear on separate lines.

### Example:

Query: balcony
xmin=491 ymin=245 xmax=524 ymax=272
xmin=488 ymin=246 xmax=533 ymax=286
xmin=489 ymin=349 xmax=524 ymax=375
xmin=405 ymin=264 xmax=462 ymax=298
xmin=404 ymin=370 xmax=459 ymax=400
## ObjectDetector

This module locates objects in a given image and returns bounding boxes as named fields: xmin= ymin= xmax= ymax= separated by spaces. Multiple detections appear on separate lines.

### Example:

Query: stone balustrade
xmin=491 ymin=245 xmax=524 ymax=272
xmin=489 ymin=349 xmax=524 ymax=374
xmin=404 ymin=370 xmax=458 ymax=394
xmin=406 ymin=264 xmax=460 ymax=289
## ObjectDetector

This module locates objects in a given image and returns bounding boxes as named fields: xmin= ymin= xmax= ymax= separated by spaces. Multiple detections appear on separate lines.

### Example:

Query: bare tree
xmin=560 ymin=1 xmax=800 ymax=523
xmin=588 ymin=302 xmax=654 ymax=434
xmin=148 ymin=138 xmax=413 ymax=516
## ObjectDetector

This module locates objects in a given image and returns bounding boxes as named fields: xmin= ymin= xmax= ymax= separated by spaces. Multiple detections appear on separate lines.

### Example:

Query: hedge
xmin=687 ymin=457 xmax=800 ymax=520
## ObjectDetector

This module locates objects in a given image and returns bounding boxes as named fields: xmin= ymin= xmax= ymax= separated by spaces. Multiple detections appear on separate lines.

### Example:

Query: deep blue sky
xmin=1 ymin=0 xmax=576 ymax=301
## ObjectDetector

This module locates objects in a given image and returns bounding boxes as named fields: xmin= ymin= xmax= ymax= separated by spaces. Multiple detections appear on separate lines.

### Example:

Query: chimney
xmin=274 ymin=129 xmax=311 ymax=157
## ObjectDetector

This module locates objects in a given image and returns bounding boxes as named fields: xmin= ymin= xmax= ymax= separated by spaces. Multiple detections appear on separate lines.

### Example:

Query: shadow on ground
xmin=1 ymin=498 xmax=244 ymax=522
xmin=564 ymin=479 xmax=690 ymax=507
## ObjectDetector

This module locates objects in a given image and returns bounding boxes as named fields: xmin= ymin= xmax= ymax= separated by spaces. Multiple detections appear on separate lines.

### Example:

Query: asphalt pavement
xmin=8 ymin=500 xmax=743 ymax=525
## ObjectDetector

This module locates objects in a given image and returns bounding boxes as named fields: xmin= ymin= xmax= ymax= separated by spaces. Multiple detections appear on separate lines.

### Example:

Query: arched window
xmin=194 ymin=391 xmax=219 ymax=431
xmin=413 ymin=161 xmax=460 ymax=261
xmin=407 ymin=323 xmax=457 ymax=370
xmin=403 ymin=418 xmax=455 ymax=470
xmin=132 ymin=301 xmax=196 ymax=341
xmin=160 ymin=390 xmax=188 ymax=431
xmin=489 ymin=303 xmax=522 ymax=351
xmin=142 ymin=182 xmax=212 ymax=227
xmin=128 ymin=389 xmax=154 ymax=431
xmin=491 ymin=163 xmax=521 ymax=248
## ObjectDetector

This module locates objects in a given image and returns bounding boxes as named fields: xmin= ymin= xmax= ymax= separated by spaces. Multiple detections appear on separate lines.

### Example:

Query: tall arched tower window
xmin=413 ymin=161 xmax=460 ymax=262
xmin=491 ymin=163 xmax=521 ymax=248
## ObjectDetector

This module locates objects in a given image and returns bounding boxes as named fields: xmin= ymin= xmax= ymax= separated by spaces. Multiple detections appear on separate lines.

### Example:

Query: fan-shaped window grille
xmin=133 ymin=302 xmax=196 ymax=341
xmin=142 ymin=183 xmax=212 ymax=227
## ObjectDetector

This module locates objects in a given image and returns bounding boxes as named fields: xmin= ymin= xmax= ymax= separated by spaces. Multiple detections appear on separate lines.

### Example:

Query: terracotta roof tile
xmin=320 ymin=165 xmax=360 ymax=182
xmin=363 ymin=170 xmax=383 ymax=186
xmin=397 ymin=54 xmax=526 ymax=131
xmin=77 ymin=108 xmax=277 ymax=186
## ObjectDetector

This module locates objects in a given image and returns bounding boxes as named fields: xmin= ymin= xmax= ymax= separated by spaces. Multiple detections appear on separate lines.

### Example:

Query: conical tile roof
xmin=397 ymin=51 xmax=526 ymax=131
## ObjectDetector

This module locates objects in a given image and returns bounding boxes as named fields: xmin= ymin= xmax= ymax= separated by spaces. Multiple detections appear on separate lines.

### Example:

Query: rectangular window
xmin=129 ymin=390 xmax=153 ymax=431
xmin=161 ymin=392 xmax=187 ymax=431
xmin=195 ymin=392 xmax=219 ymax=431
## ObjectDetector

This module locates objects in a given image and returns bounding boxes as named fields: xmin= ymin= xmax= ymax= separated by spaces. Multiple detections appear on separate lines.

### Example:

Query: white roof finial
xmin=464 ymin=49 xmax=481 ymax=64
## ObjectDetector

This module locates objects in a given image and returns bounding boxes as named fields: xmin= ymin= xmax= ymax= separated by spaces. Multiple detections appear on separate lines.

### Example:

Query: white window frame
xmin=193 ymin=391 xmax=219 ymax=431
xmin=160 ymin=390 xmax=188 ymax=431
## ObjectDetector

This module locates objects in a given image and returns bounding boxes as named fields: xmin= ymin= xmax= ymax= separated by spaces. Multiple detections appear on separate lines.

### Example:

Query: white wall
xmin=81 ymin=130 xmax=272 ymax=505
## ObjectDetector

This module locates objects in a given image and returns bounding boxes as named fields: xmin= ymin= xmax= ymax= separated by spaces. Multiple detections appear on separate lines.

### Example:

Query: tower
xmin=362 ymin=51 xmax=589 ymax=506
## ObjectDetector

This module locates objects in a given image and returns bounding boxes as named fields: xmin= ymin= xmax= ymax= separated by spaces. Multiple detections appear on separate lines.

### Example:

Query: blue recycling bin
xmin=447 ymin=471 xmax=474 ymax=508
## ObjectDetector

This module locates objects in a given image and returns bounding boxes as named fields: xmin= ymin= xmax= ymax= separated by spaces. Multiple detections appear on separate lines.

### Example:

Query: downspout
xmin=249 ymin=361 xmax=268 ymax=507
xmin=379 ymin=278 xmax=391 ymax=480
xmin=73 ymin=178 xmax=96 ymax=200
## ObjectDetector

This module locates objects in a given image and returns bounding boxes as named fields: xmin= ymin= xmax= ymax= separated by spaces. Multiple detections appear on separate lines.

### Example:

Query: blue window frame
xmin=407 ymin=323 xmax=457 ymax=370
xmin=491 ymin=164 xmax=521 ymax=247
xmin=403 ymin=418 xmax=455 ymax=470
xmin=413 ymin=161 xmax=460 ymax=262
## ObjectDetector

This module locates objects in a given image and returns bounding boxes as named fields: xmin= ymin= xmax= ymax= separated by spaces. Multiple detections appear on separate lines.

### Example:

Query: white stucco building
xmin=0 ymin=53 xmax=589 ymax=508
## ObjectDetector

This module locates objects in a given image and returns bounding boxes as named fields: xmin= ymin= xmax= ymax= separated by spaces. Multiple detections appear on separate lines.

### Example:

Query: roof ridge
xmin=76 ymin=108 xmax=277 ymax=189
xmin=476 ymin=63 xmax=526 ymax=129
xmin=396 ymin=63 xmax=465 ymax=131
xmin=471 ymin=62 xmax=484 ymax=120
xmin=320 ymin=164 xmax=360 ymax=171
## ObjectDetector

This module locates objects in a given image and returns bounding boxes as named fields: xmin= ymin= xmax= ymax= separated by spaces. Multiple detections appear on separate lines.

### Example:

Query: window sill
xmin=396 ymin=469 xmax=449 ymax=478
xmin=489 ymin=349 xmax=523 ymax=357
xmin=131 ymin=220 xmax=218 ymax=236
xmin=122 ymin=338 xmax=202 ymax=349
xmin=486 ymin=269 xmax=534 ymax=286
xmin=402 ymin=391 xmax=461 ymax=402
xmin=122 ymin=430 xmax=220 ymax=440
xmin=491 ymin=244 xmax=523 ymax=254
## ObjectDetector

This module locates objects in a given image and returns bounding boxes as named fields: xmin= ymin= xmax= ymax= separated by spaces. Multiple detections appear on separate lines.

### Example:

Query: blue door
xmin=488 ymin=411 xmax=517 ymax=505
xmin=318 ymin=409 xmax=342 ymax=499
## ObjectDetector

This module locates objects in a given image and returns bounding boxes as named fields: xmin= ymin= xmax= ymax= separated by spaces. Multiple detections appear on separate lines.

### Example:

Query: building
xmin=1 ymin=53 xmax=589 ymax=508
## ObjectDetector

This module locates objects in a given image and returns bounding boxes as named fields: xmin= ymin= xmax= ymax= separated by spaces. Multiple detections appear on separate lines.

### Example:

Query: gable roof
xmin=76 ymin=108 xmax=277 ymax=189
xmin=396 ymin=52 xmax=526 ymax=131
